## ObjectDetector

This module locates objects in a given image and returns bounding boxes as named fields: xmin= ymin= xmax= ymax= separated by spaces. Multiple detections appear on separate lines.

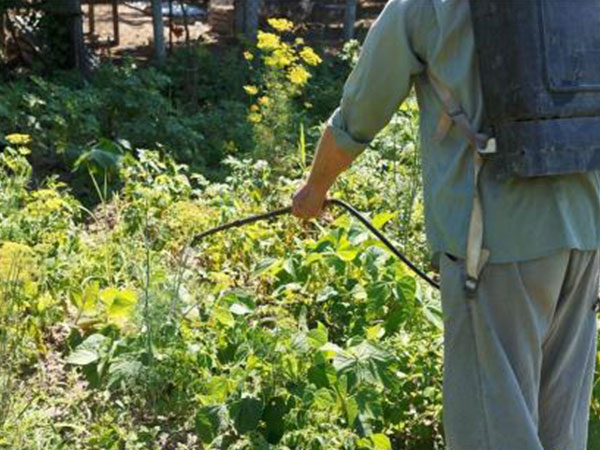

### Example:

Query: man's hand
xmin=292 ymin=182 xmax=327 ymax=219
xmin=291 ymin=127 xmax=356 ymax=220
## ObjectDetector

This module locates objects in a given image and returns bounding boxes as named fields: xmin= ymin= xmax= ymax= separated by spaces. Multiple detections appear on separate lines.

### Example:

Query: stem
xmin=143 ymin=199 xmax=153 ymax=366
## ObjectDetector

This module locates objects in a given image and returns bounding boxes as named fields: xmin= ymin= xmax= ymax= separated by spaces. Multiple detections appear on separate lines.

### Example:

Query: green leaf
xmin=214 ymin=305 xmax=235 ymax=327
xmin=230 ymin=396 xmax=264 ymax=434
xmin=336 ymin=246 xmax=359 ymax=262
xmin=195 ymin=405 xmax=229 ymax=444
xmin=333 ymin=341 xmax=394 ymax=388
xmin=104 ymin=288 xmax=137 ymax=325
xmin=372 ymin=211 xmax=398 ymax=229
xmin=230 ymin=303 xmax=252 ymax=315
xmin=262 ymin=396 xmax=287 ymax=444
xmin=307 ymin=322 xmax=328 ymax=348
xmin=253 ymin=257 xmax=281 ymax=278
xmin=66 ymin=349 xmax=99 ymax=366
xmin=371 ymin=433 xmax=392 ymax=450
xmin=80 ymin=281 xmax=100 ymax=315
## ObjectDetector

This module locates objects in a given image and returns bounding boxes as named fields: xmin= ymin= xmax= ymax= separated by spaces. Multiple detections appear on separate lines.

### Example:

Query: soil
xmin=82 ymin=2 xmax=213 ymax=59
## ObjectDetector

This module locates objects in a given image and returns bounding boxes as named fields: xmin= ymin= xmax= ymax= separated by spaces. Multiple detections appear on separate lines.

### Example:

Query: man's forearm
xmin=291 ymin=127 xmax=357 ymax=219
xmin=307 ymin=127 xmax=356 ymax=193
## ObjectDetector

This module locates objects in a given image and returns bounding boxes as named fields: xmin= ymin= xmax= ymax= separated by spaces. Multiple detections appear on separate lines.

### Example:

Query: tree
xmin=151 ymin=0 xmax=166 ymax=64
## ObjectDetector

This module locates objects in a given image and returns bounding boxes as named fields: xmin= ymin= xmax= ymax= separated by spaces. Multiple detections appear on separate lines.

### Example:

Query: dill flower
xmin=244 ymin=85 xmax=259 ymax=95
xmin=300 ymin=47 xmax=322 ymax=66
xmin=257 ymin=31 xmax=281 ymax=51
xmin=288 ymin=66 xmax=311 ymax=86
xmin=268 ymin=18 xmax=294 ymax=32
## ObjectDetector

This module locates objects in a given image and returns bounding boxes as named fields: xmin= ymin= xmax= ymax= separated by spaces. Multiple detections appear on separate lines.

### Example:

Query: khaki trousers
xmin=440 ymin=249 xmax=599 ymax=450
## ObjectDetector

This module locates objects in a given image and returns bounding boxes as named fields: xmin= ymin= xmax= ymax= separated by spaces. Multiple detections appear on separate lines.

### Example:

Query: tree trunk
xmin=151 ymin=0 xmax=166 ymax=64
xmin=245 ymin=0 xmax=260 ymax=42
xmin=344 ymin=0 xmax=357 ymax=41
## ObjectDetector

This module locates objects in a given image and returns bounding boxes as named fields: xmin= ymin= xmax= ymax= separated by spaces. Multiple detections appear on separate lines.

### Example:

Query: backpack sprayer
xmin=192 ymin=198 xmax=440 ymax=291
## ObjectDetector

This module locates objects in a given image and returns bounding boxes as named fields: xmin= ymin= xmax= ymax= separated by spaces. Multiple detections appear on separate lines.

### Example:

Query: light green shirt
xmin=327 ymin=0 xmax=600 ymax=264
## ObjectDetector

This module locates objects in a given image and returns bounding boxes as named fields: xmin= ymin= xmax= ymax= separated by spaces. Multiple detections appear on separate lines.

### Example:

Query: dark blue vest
xmin=470 ymin=0 xmax=600 ymax=177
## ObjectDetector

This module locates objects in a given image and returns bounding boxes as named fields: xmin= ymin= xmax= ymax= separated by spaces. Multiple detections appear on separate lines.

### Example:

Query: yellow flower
xmin=294 ymin=37 xmax=305 ymax=46
xmin=258 ymin=96 xmax=271 ymax=107
xmin=288 ymin=66 xmax=311 ymax=86
xmin=5 ymin=133 xmax=31 ymax=145
xmin=300 ymin=47 xmax=322 ymax=66
xmin=257 ymin=31 xmax=281 ymax=51
xmin=248 ymin=112 xmax=262 ymax=123
xmin=267 ymin=18 xmax=294 ymax=32
xmin=243 ymin=51 xmax=254 ymax=61
xmin=244 ymin=85 xmax=259 ymax=95
xmin=265 ymin=44 xmax=295 ymax=68
xmin=250 ymin=104 xmax=260 ymax=112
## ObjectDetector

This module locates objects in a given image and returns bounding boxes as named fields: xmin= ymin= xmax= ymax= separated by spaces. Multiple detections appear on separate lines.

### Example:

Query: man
xmin=291 ymin=1 xmax=600 ymax=449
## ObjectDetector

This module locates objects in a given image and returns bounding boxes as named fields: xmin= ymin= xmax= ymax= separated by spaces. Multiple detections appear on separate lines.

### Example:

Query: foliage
xmin=0 ymin=123 xmax=447 ymax=448
xmin=0 ymin=18 xmax=598 ymax=450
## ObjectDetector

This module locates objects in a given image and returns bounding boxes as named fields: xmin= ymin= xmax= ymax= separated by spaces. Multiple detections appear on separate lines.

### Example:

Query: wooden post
xmin=0 ymin=13 xmax=5 ymax=61
xmin=234 ymin=0 xmax=245 ymax=35
xmin=53 ymin=0 xmax=88 ymax=75
xmin=245 ymin=0 xmax=260 ymax=42
xmin=88 ymin=0 xmax=95 ymax=37
xmin=151 ymin=0 xmax=166 ymax=64
xmin=344 ymin=0 xmax=357 ymax=41
xmin=112 ymin=0 xmax=119 ymax=46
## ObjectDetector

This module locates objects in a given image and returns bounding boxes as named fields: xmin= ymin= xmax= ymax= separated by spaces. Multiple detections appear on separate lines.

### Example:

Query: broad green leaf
xmin=195 ymin=405 xmax=229 ymax=444
xmin=230 ymin=303 xmax=252 ymax=316
xmin=106 ymin=288 xmax=138 ymax=324
xmin=66 ymin=349 xmax=99 ymax=366
xmin=307 ymin=322 xmax=328 ymax=348
xmin=372 ymin=211 xmax=398 ymax=229
xmin=336 ymin=246 xmax=359 ymax=262
xmin=230 ymin=396 xmax=264 ymax=434
xmin=214 ymin=305 xmax=235 ymax=327
xmin=107 ymin=359 xmax=143 ymax=388
xmin=371 ymin=433 xmax=392 ymax=450
xmin=312 ymin=388 xmax=336 ymax=410
xmin=100 ymin=287 xmax=119 ymax=307
xmin=81 ymin=281 xmax=100 ymax=315
xmin=396 ymin=276 xmax=417 ymax=303
xmin=221 ymin=290 xmax=256 ymax=310
xmin=262 ymin=396 xmax=287 ymax=444
xmin=253 ymin=257 xmax=281 ymax=277
xmin=319 ymin=342 xmax=343 ymax=360
xmin=345 ymin=396 xmax=359 ymax=427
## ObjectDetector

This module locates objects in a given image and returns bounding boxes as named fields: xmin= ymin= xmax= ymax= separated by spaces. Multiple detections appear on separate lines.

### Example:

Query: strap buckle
xmin=478 ymin=137 xmax=497 ymax=155
xmin=464 ymin=276 xmax=478 ymax=298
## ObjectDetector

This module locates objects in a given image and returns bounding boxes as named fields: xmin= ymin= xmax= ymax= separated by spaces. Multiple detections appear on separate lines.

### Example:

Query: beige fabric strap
xmin=427 ymin=69 xmax=490 ymax=293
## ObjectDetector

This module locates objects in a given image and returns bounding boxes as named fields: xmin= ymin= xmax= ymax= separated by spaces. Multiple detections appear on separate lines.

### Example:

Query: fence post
xmin=151 ymin=0 xmax=166 ymax=64
xmin=245 ymin=0 xmax=261 ymax=42
xmin=344 ymin=0 xmax=357 ymax=41
xmin=53 ymin=0 xmax=88 ymax=75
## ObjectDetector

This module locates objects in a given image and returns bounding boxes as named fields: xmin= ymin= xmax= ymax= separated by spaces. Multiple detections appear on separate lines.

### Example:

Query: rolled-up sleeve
xmin=327 ymin=0 xmax=425 ymax=157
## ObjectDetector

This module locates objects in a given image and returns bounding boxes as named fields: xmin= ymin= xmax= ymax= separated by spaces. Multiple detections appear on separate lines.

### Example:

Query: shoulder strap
xmin=426 ymin=69 xmax=492 ymax=295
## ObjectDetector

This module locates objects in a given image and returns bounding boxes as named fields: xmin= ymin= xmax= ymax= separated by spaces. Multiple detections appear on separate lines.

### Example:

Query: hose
xmin=192 ymin=198 xmax=440 ymax=290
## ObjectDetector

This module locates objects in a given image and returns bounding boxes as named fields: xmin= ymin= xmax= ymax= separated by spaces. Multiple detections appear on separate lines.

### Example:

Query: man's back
xmin=328 ymin=0 xmax=600 ymax=265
